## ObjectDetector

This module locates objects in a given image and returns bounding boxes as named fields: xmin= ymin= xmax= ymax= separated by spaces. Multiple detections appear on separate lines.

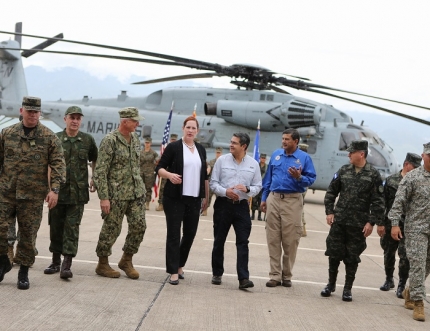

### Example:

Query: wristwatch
xmin=246 ymin=186 xmax=250 ymax=193
xmin=51 ymin=187 xmax=60 ymax=194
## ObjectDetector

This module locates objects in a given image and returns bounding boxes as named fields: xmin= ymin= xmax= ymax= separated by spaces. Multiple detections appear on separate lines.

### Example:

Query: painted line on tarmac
xmin=202 ymin=238 xmax=384 ymax=258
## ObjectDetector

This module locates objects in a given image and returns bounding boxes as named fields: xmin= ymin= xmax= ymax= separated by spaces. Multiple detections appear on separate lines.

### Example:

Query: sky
xmin=2 ymin=0 xmax=430 ymax=157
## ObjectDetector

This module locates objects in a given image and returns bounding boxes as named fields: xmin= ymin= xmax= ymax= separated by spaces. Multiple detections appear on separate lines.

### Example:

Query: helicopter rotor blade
xmin=306 ymin=88 xmax=430 ymax=126
xmin=132 ymin=72 xmax=225 ymax=85
xmin=21 ymin=33 xmax=64 ymax=58
xmin=269 ymin=85 xmax=291 ymax=94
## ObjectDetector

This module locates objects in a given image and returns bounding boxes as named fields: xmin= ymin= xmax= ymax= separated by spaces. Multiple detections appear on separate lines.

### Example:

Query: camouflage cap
xmin=65 ymin=106 xmax=83 ymax=116
xmin=298 ymin=143 xmax=309 ymax=152
xmin=118 ymin=107 xmax=144 ymax=121
xmin=22 ymin=96 xmax=41 ymax=111
xmin=260 ymin=153 xmax=267 ymax=158
xmin=170 ymin=133 xmax=178 ymax=140
xmin=346 ymin=140 xmax=368 ymax=152
xmin=144 ymin=137 xmax=152 ymax=143
xmin=404 ymin=152 xmax=422 ymax=168
xmin=423 ymin=142 xmax=430 ymax=154
xmin=215 ymin=147 xmax=223 ymax=152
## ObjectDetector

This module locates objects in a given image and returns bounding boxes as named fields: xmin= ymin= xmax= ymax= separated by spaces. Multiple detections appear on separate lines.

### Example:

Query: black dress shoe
xmin=379 ymin=278 xmax=394 ymax=291
xmin=169 ymin=276 xmax=179 ymax=285
xmin=44 ymin=263 xmax=60 ymax=275
xmin=178 ymin=272 xmax=185 ymax=280
xmin=342 ymin=288 xmax=352 ymax=302
xmin=282 ymin=280 xmax=292 ymax=287
xmin=212 ymin=275 xmax=222 ymax=285
xmin=321 ymin=283 xmax=336 ymax=297
xmin=239 ymin=279 xmax=254 ymax=289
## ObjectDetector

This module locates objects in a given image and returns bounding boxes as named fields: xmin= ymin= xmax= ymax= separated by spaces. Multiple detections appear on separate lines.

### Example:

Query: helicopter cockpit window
xmin=339 ymin=132 xmax=357 ymax=151
xmin=368 ymin=146 xmax=388 ymax=168
xmin=260 ymin=94 xmax=266 ymax=101
xmin=267 ymin=95 xmax=274 ymax=101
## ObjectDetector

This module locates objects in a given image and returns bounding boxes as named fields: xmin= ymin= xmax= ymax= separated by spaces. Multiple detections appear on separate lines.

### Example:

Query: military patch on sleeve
xmin=333 ymin=172 xmax=338 ymax=180
xmin=378 ymin=185 xmax=384 ymax=193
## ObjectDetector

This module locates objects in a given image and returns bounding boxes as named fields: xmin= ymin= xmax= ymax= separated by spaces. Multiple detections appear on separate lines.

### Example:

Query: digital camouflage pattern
xmin=0 ymin=122 xmax=66 ymax=265
xmin=118 ymin=107 xmax=144 ymax=120
xmin=380 ymin=171 xmax=409 ymax=278
xmin=95 ymin=197 xmax=147 ymax=256
xmin=48 ymin=204 xmax=84 ymax=257
xmin=0 ymin=122 xmax=66 ymax=199
xmin=324 ymin=162 xmax=384 ymax=228
xmin=56 ymin=130 xmax=98 ymax=204
xmin=388 ymin=166 xmax=430 ymax=301
xmin=251 ymin=163 xmax=267 ymax=212
xmin=94 ymin=130 xmax=145 ymax=200
xmin=140 ymin=148 xmax=158 ymax=203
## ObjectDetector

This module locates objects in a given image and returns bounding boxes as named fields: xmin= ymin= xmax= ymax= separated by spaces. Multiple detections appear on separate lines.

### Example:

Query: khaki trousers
xmin=265 ymin=192 xmax=303 ymax=282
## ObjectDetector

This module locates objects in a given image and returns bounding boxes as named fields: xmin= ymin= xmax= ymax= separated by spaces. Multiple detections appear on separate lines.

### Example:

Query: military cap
xmin=118 ymin=107 xmax=144 ymax=120
xmin=215 ymin=147 xmax=223 ymax=152
xmin=298 ymin=143 xmax=309 ymax=152
xmin=65 ymin=106 xmax=84 ymax=116
xmin=423 ymin=142 xmax=430 ymax=154
xmin=404 ymin=152 xmax=422 ymax=168
xmin=170 ymin=133 xmax=178 ymax=140
xmin=144 ymin=137 xmax=152 ymax=143
xmin=260 ymin=153 xmax=267 ymax=158
xmin=346 ymin=140 xmax=368 ymax=152
xmin=22 ymin=96 xmax=41 ymax=111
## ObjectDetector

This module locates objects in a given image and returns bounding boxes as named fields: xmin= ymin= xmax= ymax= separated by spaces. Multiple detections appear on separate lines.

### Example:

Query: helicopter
xmin=1 ymin=23 xmax=430 ymax=191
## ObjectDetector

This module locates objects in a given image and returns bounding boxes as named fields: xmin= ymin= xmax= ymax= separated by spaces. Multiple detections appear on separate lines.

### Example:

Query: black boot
xmin=251 ymin=211 xmax=255 ymax=220
xmin=379 ymin=277 xmax=394 ymax=291
xmin=342 ymin=275 xmax=355 ymax=302
xmin=60 ymin=255 xmax=73 ymax=279
xmin=44 ymin=252 xmax=61 ymax=274
xmin=321 ymin=271 xmax=338 ymax=297
xmin=17 ymin=265 xmax=30 ymax=290
xmin=396 ymin=277 xmax=407 ymax=298
xmin=0 ymin=255 xmax=12 ymax=282
xmin=257 ymin=211 xmax=262 ymax=221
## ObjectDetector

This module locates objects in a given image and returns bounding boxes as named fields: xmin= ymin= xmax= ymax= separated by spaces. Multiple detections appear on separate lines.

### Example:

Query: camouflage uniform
xmin=140 ymin=148 xmax=158 ymax=203
xmin=324 ymin=162 xmax=384 ymax=292
xmin=207 ymin=157 xmax=217 ymax=208
xmin=0 ymin=122 xmax=66 ymax=266
xmin=94 ymin=129 xmax=146 ymax=257
xmin=251 ymin=162 xmax=267 ymax=217
xmin=48 ymin=130 xmax=98 ymax=257
xmin=380 ymin=171 xmax=409 ymax=283
xmin=388 ymin=166 xmax=430 ymax=302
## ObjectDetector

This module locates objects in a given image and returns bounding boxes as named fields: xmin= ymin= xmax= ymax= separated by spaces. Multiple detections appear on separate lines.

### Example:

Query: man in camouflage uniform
xmin=251 ymin=153 xmax=267 ymax=221
xmin=94 ymin=107 xmax=146 ymax=279
xmin=388 ymin=143 xmax=430 ymax=322
xmin=379 ymin=153 xmax=421 ymax=296
xmin=0 ymin=96 xmax=66 ymax=290
xmin=321 ymin=140 xmax=384 ymax=301
xmin=44 ymin=106 xmax=98 ymax=279
xmin=140 ymin=137 xmax=158 ymax=211
xmin=202 ymin=147 xmax=223 ymax=216
xmin=156 ymin=133 xmax=178 ymax=211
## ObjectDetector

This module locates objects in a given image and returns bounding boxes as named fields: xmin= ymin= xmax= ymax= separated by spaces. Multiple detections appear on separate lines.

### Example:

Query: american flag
xmin=253 ymin=119 xmax=261 ymax=161
xmin=161 ymin=101 xmax=174 ymax=155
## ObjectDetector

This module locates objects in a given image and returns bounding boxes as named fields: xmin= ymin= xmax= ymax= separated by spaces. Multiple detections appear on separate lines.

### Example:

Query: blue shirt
xmin=261 ymin=147 xmax=316 ymax=201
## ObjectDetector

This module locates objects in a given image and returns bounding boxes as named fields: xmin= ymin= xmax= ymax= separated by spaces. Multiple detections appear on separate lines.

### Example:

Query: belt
xmin=218 ymin=197 xmax=247 ymax=205
xmin=271 ymin=192 xmax=301 ymax=199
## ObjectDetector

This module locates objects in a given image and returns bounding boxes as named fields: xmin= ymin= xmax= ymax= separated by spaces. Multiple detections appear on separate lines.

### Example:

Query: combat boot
xmin=60 ymin=255 xmax=73 ymax=279
xmin=402 ymin=286 xmax=414 ymax=310
xmin=17 ymin=265 xmax=30 ymax=290
xmin=342 ymin=275 xmax=354 ymax=302
xmin=145 ymin=201 xmax=150 ymax=210
xmin=118 ymin=253 xmax=139 ymax=279
xmin=413 ymin=300 xmax=425 ymax=321
xmin=257 ymin=211 xmax=262 ymax=221
xmin=379 ymin=277 xmax=394 ymax=291
xmin=321 ymin=271 xmax=337 ymax=297
xmin=0 ymin=255 xmax=12 ymax=282
xmin=95 ymin=256 xmax=120 ymax=278
xmin=44 ymin=252 xmax=61 ymax=274
xmin=396 ymin=277 xmax=407 ymax=298
xmin=7 ymin=245 xmax=14 ymax=266
xmin=155 ymin=203 xmax=164 ymax=211
xmin=302 ymin=224 xmax=307 ymax=237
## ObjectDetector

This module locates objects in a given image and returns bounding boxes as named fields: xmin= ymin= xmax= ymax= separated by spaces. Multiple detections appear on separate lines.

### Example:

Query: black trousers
xmin=163 ymin=195 xmax=201 ymax=274
xmin=212 ymin=197 xmax=251 ymax=280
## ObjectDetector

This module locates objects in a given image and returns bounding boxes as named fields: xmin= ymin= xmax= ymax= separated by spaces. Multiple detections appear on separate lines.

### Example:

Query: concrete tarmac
xmin=1 ymin=190 xmax=429 ymax=331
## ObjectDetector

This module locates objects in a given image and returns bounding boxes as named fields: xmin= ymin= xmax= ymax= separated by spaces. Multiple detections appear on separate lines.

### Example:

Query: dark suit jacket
xmin=155 ymin=139 xmax=208 ymax=199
